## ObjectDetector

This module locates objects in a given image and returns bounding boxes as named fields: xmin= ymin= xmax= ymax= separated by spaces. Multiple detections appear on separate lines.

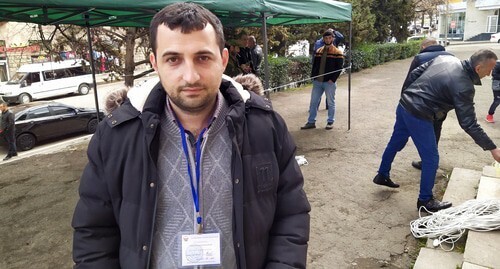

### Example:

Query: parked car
xmin=9 ymin=101 xmax=104 ymax=150
xmin=490 ymin=32 xmax=500 ymax=43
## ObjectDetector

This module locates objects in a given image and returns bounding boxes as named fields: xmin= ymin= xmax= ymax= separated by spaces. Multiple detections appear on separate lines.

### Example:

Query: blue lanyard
xmin=178 ymin=122 xmax=207 ymax=228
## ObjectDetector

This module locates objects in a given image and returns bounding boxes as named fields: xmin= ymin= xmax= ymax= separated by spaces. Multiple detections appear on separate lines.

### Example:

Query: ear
xmin=150 ymin=52 xmax=158 ymax=71
xmin=474 ymin=64 xmax=481 ymax=75
xmin=221 ymin=48 xmax=229 ymax=69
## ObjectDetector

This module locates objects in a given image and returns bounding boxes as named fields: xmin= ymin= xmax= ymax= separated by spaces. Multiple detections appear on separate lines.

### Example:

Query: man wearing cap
xmin=301 ymin=30 xmax=344 ymax=130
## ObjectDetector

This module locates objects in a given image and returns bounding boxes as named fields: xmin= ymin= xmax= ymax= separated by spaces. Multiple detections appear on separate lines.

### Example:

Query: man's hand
xmin=491 ymin=148 xmax=500 ymax=162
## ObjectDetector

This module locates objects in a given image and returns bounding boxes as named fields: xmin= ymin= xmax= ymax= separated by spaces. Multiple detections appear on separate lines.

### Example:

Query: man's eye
xmin=198 ymin=56 xmax=210 ymax=62
xmin=166 ymin=57 xmax=179 ymax=64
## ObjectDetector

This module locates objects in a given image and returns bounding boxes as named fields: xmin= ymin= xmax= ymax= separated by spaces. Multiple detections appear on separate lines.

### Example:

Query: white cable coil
xmin=410 ymin=199 xmax=500 ymax=251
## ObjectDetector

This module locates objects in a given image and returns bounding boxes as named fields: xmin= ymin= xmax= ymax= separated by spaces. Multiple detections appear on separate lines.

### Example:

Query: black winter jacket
xmin=402 ymin=45 xmax=453 ymax=90
xmin=72 ymin=78 xmax=311 ymax=269
xmin=400 ymin=55 xmax=496 ymax=150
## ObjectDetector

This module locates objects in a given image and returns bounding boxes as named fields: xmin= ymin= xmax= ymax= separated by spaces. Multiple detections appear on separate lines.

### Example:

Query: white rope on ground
xmin=410 ymin=199 xmax=500 ymax=251
xmin=263 ymin=65 xmax=351 ymax=93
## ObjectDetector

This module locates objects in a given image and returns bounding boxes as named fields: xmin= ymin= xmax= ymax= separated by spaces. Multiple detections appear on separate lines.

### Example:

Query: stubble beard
xmin=169 ymin=85 xmax=217 ymax=114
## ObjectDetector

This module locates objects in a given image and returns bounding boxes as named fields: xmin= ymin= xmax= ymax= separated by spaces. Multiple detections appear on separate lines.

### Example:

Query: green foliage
xmin=268 ymin=57 xmax=291 ymax=89
xmin=350 ymin=42 xmax=420 ymax=71
xmin=267 ymin=56 xmax=312 ymax=90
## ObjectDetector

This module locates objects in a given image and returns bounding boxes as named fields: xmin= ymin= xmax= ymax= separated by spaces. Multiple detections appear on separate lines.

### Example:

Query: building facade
xmin=438 ymin=0 xmax=500 ymax=41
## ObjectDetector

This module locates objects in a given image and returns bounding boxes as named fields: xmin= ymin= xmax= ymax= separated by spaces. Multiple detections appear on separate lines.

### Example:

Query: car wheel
xmin=18 ymin=93 xmax=31 ymax=104
xmin=17 ymin=133 xmax=36 ymax=151
xmin=87 ymin=118 xmax=98 ymax=133
xmin=78 ymin=84 xmax=90 ymax=95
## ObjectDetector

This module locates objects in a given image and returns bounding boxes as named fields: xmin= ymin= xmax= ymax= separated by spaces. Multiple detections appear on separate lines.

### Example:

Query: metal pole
xmin=348 ymin=17 xmax=352 ymax=131
xmin=85 ymin=14 xmax=101 ymax=122
xmin=261 ymin=12 xmax=270 ymax=99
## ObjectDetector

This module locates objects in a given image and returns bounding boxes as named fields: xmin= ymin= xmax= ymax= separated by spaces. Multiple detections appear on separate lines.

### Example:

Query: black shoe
xmin=411 ymin=161 xmax=422 ymax=170
xmin=300 ymin=122 xmax=316 ymax=130
xmin=12 ymin=153 xmax=17 ymax=157
xmin=325 ymin=122 xmax=334 ymax=130
xmin=373 ymin=174 xmax=399 ymax=188
xmin=3 ymin=155 xmax=11 ymax=161
xmin=417 ymin=197 xmax=452 ymax=212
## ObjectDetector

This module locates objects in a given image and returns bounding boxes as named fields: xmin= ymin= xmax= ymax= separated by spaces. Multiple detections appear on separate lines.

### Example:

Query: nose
xmin=182 ymin=60 xmax=200 ymax=84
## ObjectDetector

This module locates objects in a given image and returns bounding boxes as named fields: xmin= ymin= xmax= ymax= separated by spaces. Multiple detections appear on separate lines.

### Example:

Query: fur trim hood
xmin=104 ymin=74 xmax=255 ymax=114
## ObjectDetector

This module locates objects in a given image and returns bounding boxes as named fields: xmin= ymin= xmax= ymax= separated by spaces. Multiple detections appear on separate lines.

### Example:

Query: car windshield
xmin=7 ymin=72 xmax=27 ymax=85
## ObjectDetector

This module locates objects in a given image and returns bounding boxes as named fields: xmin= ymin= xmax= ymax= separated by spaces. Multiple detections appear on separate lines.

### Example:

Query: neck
xmin=171 ymin=100 xmax=216 ymax=139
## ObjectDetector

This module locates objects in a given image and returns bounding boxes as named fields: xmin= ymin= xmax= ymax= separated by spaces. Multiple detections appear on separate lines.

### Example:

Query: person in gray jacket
xmin=72 ymin=3 xmax=310 ymax=269
xmin=373 ymin=49 xmax=500 ymax=212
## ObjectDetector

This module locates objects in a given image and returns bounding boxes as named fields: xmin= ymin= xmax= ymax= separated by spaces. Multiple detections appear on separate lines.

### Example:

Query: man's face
xmin=476 ymin=58 xmax=497 ymax=79
xmin=150 ymin=24 xmax=229 ymax=114
xmin=0 ymin=104 xmax=6 ymax=113
xmin=323 ymin=35 xmax=334 ymax=45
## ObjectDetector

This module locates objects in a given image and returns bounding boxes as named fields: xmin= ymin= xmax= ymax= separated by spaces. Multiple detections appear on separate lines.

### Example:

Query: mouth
xmin=181 ymin=86 xmax=204 ymax=96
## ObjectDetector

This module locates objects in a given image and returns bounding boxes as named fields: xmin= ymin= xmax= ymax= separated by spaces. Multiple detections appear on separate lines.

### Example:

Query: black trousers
xmin=2 ymin=132 xmax=17 ymax=156
xmin=488 ymin=90 xmax=500 ymax=115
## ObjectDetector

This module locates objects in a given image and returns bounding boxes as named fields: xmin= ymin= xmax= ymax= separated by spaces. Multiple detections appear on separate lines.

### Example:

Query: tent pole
xmin=261 ymin=12 xmax=270 ymax=99
xmin=85 ymin=14 xmax=101 ymax=122
xmin=348 ymin=17 xmax=353 ymax=131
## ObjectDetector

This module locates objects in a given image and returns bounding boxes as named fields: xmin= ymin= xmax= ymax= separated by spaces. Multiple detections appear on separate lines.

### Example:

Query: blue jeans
xmin=378 ymin=104 xmax=439 ymax=201
xmin=307 ymin=79 xmax=336 ymax=124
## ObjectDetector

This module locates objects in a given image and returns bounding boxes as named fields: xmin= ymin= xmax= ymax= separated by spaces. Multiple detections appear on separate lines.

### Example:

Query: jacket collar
xmin=462 ymin=60 xmax=482 ymax=86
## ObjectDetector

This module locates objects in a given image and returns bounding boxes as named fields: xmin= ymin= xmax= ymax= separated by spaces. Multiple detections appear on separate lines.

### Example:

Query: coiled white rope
xmin=410 ymin=199 xmax=500 ymax=251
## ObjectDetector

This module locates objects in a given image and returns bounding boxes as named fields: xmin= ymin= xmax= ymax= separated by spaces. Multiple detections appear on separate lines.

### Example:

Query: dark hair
xmin=470 ymin=49 xmax=498 ymax=68
xmin=149 ymin=2 xmax=225 ymax=56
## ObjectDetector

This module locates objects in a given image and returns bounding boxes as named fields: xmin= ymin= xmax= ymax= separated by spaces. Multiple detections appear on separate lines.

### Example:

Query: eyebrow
xmin=160 ymin=49 xmax=216 ymax=58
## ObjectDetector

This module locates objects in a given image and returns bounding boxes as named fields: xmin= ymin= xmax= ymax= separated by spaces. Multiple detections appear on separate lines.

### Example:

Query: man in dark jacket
xmin=0 ymin=102 xmax=17 ymax=161
xmin=402 ymin=37 xmax=454 ymax=170
xmin=301 ymin=30 xmax=344 ymax=130
xmin=72 ymin=3 xmax=310 ymax=269
xmin=373 ymin=49 xmax=500 ymax=212
xmin=246 ymin=35 xmax=263 ymax=77
xmin=486 ymin=60 xmax=500 ymax=123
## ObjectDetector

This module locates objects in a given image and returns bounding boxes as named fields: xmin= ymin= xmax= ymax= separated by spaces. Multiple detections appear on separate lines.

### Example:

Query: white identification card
xmin=181 ymin=233 xmax=221 ymax=267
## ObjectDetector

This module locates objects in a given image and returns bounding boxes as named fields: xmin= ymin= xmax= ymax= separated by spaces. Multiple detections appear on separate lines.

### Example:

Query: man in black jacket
xmin=72 ymin=3 xmax=310 ymax=269
xmin=0 ymin=102 xmax=17 ymax=161
xmin=402 ymin=37 xmax=453 ymax=170
xmin=373 ymin=49 xmax=500 ymax=212
xmin=486 ymin=60 xmax=500 ymax=123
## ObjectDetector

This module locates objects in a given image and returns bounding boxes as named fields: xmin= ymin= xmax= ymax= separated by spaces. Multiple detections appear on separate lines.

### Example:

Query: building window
xmin=487 ymin=15 xmax=498 ymax=33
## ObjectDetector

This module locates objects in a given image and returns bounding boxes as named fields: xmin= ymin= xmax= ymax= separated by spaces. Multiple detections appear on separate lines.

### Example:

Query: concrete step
xmin=413 ymin=248 xmax=463 ymax=269
xmin=442 ymin=167 xmax=481 ymax=204
xmin=425 ymin=168 xmax=481 ymax=248
xmin=463 ymin=230 xmax=500 ymax=269
xmin=462 ymin=171 xmax=500 ymax=269
xmin=462 ymin=261 xmax=491 ymax=269
xmin=414 ymin=168 xmax=482 ymax=268
xmin=483 ymin=165 xmax=500 ymax=179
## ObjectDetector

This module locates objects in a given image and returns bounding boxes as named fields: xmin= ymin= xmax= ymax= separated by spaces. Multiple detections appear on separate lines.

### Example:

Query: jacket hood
xmin=421 ymin=44 xmax=446 ymax=53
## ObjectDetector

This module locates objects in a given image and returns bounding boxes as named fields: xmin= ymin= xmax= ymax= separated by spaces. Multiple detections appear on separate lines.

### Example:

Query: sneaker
xmin=486 ymin=114 xmax=494 ymax=123
xmin=411 ymin=160 xmax=422 ymax=170
xmin=3 ymin=155 xmax=11 ymax=161
xmin=417 ymin=197 xmax=452 ymax=212
xmin=373 ymin=174 xmax=399 ymax=188
xmin=300 ymin=122 xmax=316 ymax=130
xmin=325 ymin=122 xmax=334 ymax=130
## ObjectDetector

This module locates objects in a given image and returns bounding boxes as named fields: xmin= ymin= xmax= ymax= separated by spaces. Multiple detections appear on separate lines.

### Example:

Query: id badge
xmin=180 ymin=233 xmax=221 ymax=267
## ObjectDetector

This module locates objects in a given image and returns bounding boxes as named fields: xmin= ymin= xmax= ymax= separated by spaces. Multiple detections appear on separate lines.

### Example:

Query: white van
xmin=0 ymin=60 xmax=93 ymax=104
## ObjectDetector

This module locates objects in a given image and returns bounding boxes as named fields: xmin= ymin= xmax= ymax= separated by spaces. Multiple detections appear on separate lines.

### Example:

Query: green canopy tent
xmin=0 ymin=0 xmax=353 ymax=128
